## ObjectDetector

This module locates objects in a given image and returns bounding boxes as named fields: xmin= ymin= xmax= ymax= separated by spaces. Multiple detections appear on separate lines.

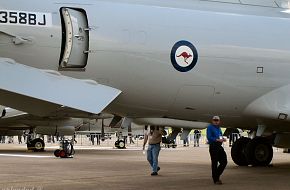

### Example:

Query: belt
xmin=149 ymin=143 xmax=160 ymax=145
xmin=209 ymin=142 xmax=222 ymax=146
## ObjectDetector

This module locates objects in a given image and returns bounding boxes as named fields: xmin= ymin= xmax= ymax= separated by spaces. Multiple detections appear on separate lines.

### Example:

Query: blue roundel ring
xmin=170 ymin=40 xmax=198 ymax=72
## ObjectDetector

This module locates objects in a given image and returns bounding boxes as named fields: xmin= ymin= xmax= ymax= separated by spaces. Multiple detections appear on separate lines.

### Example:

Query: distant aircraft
xmin=1 ymin=0 xmax=290 ymax=166
xmin=0 ymin=107 xmax=110 ymax=151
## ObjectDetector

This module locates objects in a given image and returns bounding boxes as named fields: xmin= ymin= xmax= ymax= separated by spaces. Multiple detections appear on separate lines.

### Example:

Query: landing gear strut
xmin=25 ymin=129 xmax=45 ymax=152
xmin=114 ymin=131 xmax=126 ymax=149
xmin=54 ymin=139 xmax=75 ymax=158
xmin=231 ymin=137 xmax=273 ymax=166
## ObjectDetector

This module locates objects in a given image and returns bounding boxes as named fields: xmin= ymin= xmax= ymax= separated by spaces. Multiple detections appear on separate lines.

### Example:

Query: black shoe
xmin=214 ymin=180 xmax=222 ymax=185
xmin=151 ymin=172 xmax=158 ymax=176
xmin=157 ymin=167 xmax=160 ymax=171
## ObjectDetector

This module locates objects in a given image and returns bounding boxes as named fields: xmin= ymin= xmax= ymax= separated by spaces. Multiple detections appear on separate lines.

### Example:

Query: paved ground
xmin=0 ymin=144 xmax=289 ymax=190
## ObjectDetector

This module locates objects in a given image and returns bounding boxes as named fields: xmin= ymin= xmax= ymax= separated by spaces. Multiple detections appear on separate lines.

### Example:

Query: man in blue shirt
xmin=206 ymin=116 xmax=227 ymax=185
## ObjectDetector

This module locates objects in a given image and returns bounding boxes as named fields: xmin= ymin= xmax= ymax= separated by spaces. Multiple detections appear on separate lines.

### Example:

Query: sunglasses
xmin=213 ymin=119 xmax=220 ymax=122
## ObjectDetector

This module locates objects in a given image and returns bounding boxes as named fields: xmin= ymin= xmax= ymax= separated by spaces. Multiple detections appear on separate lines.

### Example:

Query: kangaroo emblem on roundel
xmin=177 ymin=52 xmax=192 ymax=64
xmin=170 ymin=40 xmax=198 ymax=72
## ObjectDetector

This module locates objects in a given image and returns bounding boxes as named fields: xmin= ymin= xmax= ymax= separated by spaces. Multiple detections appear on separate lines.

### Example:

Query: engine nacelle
xmin=35 ymin=126 xmax=75 ymax=136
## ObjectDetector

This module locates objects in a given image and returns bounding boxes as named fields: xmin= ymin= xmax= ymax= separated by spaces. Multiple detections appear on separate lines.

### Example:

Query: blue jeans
xmin=147 ymin=144 xmax=161 ymax=172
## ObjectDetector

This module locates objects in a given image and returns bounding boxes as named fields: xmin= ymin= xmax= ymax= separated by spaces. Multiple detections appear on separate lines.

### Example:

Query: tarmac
xmin=0 ymin=143 xmax=290 ymax=190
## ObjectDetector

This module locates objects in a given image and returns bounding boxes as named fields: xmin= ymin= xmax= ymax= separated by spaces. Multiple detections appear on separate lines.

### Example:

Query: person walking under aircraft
xmin=18 ymin=135 xmax=22 ymax=144
xmin=194 ymin=130 xmax=201 ymax=147
xmin=206 ymin=116 xmax=227 ymax=185
xmin=90 ymin=134 xmax=95 ymax=145
xmin=129 ymin=135 xmax=135 ymax=144
xmin=143 ymin=125 xmax=167 ymax=176
xmin=183 ymin=135 xmax=189 ymax=147
xmin=96 ymin=134 xmax=100 ymax=145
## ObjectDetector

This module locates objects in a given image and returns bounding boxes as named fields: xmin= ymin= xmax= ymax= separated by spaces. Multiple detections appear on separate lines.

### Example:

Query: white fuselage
xmin=1 ymin=0 xmax=290 ymax=129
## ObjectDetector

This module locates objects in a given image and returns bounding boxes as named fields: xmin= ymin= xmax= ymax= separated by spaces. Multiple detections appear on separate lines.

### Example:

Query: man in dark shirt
xmin=206 ymin=116 xmax=227 ymax=185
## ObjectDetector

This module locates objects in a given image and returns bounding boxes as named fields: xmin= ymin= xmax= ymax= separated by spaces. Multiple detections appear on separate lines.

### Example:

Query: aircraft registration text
xmin=0 ymin=10 xmax=52 ymax=27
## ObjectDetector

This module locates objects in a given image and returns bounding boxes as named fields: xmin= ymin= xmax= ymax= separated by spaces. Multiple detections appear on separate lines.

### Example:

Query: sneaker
xmin=151 ymin=172 xmax=158 ymax=176
xmin=214 ymin=180 xmax=222 ymax=185
xmin=157 ymin=167 xmax=160 ymax=171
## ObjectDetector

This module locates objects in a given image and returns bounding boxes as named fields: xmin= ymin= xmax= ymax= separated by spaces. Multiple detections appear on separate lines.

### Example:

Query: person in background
xmin=18 ymin=135 xmax=22 ymax=144
xmin=194 ymin=129 xmax=201 ymax=147
xmin=183 ymin=134 xmax=189 ymax=147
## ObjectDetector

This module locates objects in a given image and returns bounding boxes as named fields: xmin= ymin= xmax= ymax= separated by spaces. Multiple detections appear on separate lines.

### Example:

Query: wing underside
xmin=0 ymin=58 xmax=121 ymax=117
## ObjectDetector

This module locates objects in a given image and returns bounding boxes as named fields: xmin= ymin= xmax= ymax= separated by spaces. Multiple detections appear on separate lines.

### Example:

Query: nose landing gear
xmin=27 ymin=138 xmax=45 ymax=152
xmin=115 ymin=139 xmax=126 ymax=149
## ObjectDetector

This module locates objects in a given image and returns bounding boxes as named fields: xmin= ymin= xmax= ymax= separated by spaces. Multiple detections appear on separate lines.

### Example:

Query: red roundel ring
xmin=170 ymin=40 xmax=198 ymax=72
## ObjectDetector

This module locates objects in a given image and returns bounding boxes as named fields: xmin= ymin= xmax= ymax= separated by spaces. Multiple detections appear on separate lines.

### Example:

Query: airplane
xmin=0 ymin=0 xmax=290 ymax=166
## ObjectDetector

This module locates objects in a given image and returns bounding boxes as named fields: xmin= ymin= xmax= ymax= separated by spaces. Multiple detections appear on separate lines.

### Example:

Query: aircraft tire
xmin=231 ymin=137 xmax=250 ymax=166
xmin=118 ymin=140 xmax=126 ymax=149
xmin=31 ymin=138 xmax=45 ymax=152
xmin=245 ymin=137 xmax=273 ymax=166
xmin=114 ymin=141 xmax=119 ymax=148
xmin=114 ymin=140 xmax=126 ymax=149
xmin=27 ymin=138 xmax=45 ymax=151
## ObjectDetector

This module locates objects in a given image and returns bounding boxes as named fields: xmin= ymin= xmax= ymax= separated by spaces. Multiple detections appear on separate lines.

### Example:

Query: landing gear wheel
xmin=27 ymin=138 xmax=45 ymax=152
xmin=54 ymin=149 xmax=60 ymax=157
xmin=246 ymin=137 xmax=273 ymax=166
xmin=231 ymin=137 xmax=250 ymax=166
xmin=115 ymin=140 xmax=126 ymax=149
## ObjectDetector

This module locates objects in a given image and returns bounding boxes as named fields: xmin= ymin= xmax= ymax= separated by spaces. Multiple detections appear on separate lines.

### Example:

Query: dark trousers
xmin=209 ymin=143 xmax=227 ymax=183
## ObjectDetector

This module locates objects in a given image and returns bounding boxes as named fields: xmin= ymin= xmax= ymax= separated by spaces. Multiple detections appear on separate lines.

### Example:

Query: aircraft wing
xmin=0 ymin=58 xmax=121 ymax=117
